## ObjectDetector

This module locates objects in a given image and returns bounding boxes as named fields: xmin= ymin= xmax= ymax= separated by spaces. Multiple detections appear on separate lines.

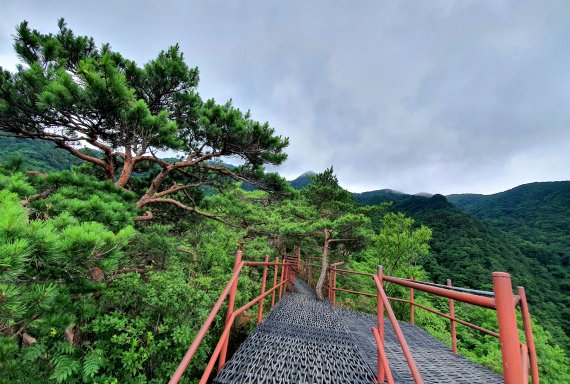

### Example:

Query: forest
xmin=1 ymin=19 xmax=569 ymax=383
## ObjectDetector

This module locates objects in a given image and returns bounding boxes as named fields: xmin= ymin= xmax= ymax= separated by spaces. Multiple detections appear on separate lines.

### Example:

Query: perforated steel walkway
xmin=215 ymin=279 xmax=503 ymax=384
xmin=335 ymin=308 xmax=503 ymax=384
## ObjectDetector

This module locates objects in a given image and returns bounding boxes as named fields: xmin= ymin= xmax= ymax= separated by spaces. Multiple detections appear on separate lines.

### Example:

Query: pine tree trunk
xmin=115 ymin=157 xmax=134 ymax=188
xmin=315 ymin=229 xmax=330 ymax=300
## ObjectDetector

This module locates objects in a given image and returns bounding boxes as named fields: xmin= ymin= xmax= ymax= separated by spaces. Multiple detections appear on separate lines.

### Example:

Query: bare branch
xmin=153 ymin=182 xmax=209 ymax=198
xmin=328 ymin=238 xmax=355 ymax=243
xmin=138 ymin=197 xmax=238 ymax=227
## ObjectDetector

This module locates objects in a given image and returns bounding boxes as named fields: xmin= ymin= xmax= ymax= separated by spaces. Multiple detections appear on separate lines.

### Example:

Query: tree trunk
xmin=115 ymin=148 xmax=134 ymax=188
xmin=315 ymin=229 xmax=331 ymax=300
xmin=103 ymin=163 xmax=115 ymax=181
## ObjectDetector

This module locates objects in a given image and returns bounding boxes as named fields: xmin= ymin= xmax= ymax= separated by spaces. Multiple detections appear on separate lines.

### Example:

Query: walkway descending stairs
xmin=214 ymin=279 xmax=504 ymax=384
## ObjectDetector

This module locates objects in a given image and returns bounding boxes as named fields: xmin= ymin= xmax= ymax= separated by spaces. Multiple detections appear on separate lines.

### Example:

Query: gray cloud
xmin=1 ymin=0 xmax=569 ymax=194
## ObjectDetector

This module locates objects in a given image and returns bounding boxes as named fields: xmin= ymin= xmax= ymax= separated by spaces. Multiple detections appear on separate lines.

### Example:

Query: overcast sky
xmin=1 ymin=0 xmax=569 ymax=195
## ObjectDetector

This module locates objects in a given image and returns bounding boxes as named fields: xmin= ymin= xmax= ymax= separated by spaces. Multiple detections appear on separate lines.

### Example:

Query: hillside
xmin=448 ymin=182 xmax=570 ymax=266
xmin=353 ymin=188 xmax=570 ymax=353
xmin=0 ymin=134 xmax=81 ymax=172
xmin=2 ymin=137 xmax=568 ymax=354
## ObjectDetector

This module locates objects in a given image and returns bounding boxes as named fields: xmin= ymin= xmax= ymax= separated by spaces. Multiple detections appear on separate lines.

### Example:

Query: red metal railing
xmin=171 ymin=248 xmax=539 ymax=384
xmin=169 ymin=249 xmax=296 ymax=384
xmin=303 ymin=259 xmax=540 ymax=384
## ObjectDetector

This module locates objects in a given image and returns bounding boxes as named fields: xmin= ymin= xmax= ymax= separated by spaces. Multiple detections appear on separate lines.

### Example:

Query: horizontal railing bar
xmin=334 ymin=287 xmax=376 ymax=297
xmin=330 ymin=261 xmax=345 ymax=267
xmin=333 ymin=268 xmax=375 ymax=277
xmin=408 ymin=301 xmax=499 ymax=338
xmin=383 ymin=275 xmax=496 ymax=309
xmin=243 ymin=261 xmax=288 ymax=266
xmin=399 ymin=278 xmax=496 ymax=297
xmin=234 ymin=280 xmax=289 ymax=316
xmin=387 ymin=296 xmax=411 ymax=304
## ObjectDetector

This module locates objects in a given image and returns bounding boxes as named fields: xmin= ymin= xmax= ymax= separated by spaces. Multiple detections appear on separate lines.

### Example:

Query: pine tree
xmin=0 ymin=19 xmax=288 ymax=221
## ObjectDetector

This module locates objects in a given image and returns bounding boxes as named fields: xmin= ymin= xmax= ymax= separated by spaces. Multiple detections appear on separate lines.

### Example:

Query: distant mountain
xmin=288 ymin=171 xmax=316 ymax=189
xmin=356 ymin=184 xmax=570 ymax=352
xmin=0 ymin=135 xmax=81 ymax=171
xmin=350 ymin=189 xmax=406 ymax=205
xmin=448 ymin=181 xmax=570 ymax=263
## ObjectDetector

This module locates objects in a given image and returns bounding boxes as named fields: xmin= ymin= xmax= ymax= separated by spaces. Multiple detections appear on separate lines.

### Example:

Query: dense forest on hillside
xmin=0 ymin=19 xmax=568 ymax=383
xmin=448 ymin=182 xmax=570 ymax=267
xmin=0 ymin=134 xmax=81 ymax=172
xmin=352 ymin=189 xmax=570 ymax=353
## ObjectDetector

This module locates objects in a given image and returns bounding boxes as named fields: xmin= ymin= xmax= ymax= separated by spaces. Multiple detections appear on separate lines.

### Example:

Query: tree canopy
xmin=0 ymin=19 xmax=288 ymax=221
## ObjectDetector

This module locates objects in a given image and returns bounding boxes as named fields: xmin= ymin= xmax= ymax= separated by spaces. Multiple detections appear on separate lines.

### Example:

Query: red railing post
xmin=218 ymin=248 xmax=242 ymax=371
xmin=410 ymin=276 xmax=415 ymax=325
xmin=288 ymin=265 xmax=291 ymax=290
xmin=285 ymin=260 xmax=290 ymax=292
xmin=332 ymin=265 xmax=338 ymax=306
xmin=257 ymin=255 xmax=269 ymax=323
xmin=377 ymin=265 xmax=385 ymax=382
xmin=518 ymin=286 xmax=539 ymax=384
xmin=493 ymin=272 xmax=523 ymax=384
xmin=326 ymin=266 xmax=331 ymax=301
xmin=271 ymin=257 xmax=279 ymax=308
xmin=278 ymin=259 xmax=285 ymax=299
xmin=447 ymin=279 xmax=457 ymax=354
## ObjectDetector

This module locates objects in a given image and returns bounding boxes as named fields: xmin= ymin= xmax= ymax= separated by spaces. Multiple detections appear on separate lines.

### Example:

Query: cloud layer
xmin=1 ymin=0 xmax=569 ymax=194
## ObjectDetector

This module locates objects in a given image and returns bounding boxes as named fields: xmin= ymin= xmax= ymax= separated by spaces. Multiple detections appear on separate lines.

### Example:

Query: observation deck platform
xmin=214 ymin=279 xmax=503 ymax=384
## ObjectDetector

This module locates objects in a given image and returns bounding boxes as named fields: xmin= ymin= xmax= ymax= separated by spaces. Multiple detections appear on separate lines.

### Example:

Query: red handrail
xmin=518 ymin=287 xmax=539 ymax=383
xmin=169 ymin=261 xmax=244 ymax=383
xmin=383 ymin=275 xmax=496 ymax=309
xmin=200 ymin=279 xmax=289 ymax=383
xmin=372 ymin=327 xmax=395 ymax=384
xmin=374 ymin=275 xmax=424 ymax=383
xmin=321 ymin=262 xmax=540 ymax=384
xmin=169 ymin=250 xmax=295 ymax=384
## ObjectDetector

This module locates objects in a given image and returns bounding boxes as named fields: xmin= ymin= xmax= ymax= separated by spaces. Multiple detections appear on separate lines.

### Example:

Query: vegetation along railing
xmin=170 ymin=247 xmax=539 ymax=384
xmin=307 ymin=260 xmax=540 ymax=384
xmin=169 ymin=248 xmax=296 ymax=384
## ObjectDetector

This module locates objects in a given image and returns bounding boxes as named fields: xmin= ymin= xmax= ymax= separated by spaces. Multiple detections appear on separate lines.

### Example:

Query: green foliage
xmin=26 ymin=171 xmax=138 ymax=231
xmin=448 ymin=182 xmax=570 ymax=350
xmin=374 ymin=212 xmax=432 ymax=275
xmin=0 ymin=169 xmax=273 ymax=383
xmin=0 ymin=172 xmax=36 ymax=197
xmin=0 ymin=175 xmax=138 ymax=383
